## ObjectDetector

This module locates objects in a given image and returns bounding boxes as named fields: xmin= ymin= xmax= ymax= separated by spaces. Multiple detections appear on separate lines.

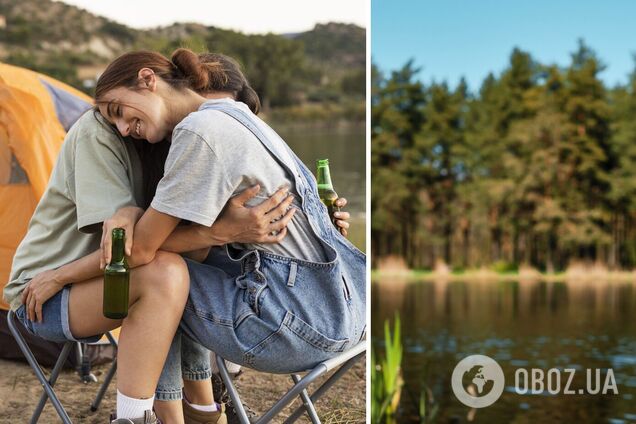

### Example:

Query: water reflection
xmin=279 ymin=126 xmax=366 ymax=249
xmin=372 ymin=278 xmax=636 ymax=423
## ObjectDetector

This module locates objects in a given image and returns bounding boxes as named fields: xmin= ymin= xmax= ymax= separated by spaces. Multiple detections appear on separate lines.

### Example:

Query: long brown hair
xmin=198 ymin=52 xmax=261 ymax=114
xmin=95 ymin=48 xmax=260 ymax=205
xmin=95 ymin=49 xmax=221 ymax=101
xmin=95 ymin=48 xmax=260 ymax=113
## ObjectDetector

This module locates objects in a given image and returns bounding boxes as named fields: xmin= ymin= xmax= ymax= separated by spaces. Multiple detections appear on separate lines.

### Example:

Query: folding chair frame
xmin=7 ymin=309 xmax=117 ymax=423
xmin=216 ymin=341 xmax=366 ymax=424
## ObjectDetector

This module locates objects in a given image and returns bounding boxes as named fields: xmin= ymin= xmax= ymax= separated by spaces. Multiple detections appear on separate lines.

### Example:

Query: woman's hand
xmin=21 ymin=269 xmax=64 ymax=323
xmin=334 ymin=197 xmax=350 ymax=237
xmin=206 ymin=184 xmax=296 ymax=245
xmin=100 ymin=206 xmax=145 ymax=269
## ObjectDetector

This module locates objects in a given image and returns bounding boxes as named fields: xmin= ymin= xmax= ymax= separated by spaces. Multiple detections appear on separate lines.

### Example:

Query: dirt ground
xmin=0 ymin=358 xmax=365 ymax=423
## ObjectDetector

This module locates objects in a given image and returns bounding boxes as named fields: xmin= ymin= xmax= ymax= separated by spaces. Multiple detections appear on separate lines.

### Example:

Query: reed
xmin=371 ymin=315 xmax=403 ymax=423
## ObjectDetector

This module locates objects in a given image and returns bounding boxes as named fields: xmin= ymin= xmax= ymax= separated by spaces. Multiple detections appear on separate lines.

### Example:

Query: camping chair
xmin=216 ymin=340 xmax=366 ymax=424
xmin=6 ymin=309 xmax=117 ymax=423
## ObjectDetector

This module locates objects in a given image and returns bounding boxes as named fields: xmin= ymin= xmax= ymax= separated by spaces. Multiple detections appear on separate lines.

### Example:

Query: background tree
xmin=372 ymin=42 xmax=635 ymax=272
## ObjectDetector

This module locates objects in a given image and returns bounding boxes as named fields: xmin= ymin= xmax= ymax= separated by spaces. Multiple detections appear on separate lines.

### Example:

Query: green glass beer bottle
xmin=103 ymin=228 xmax=129 ymax=319
xmin=316 ymin=158 xmax=340 ymax=226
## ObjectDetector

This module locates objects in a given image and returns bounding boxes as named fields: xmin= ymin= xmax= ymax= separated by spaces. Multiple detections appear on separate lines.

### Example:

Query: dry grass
xmin=321 ymin=406 xmax=366 ymax=424
xmin=0 ymin=357 xmax=366 ymax=423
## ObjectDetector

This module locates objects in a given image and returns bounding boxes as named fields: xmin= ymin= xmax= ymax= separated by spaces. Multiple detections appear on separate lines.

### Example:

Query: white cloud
xmin=55 ymin=0 xmax=367 ymax=33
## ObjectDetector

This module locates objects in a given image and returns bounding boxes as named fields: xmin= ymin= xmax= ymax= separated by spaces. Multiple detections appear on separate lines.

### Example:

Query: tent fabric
xmin=0 ymin=63 xmax=92 ymax=310
xmin=0 ymin=64 xmax=118 ymax=368
xmin=0 ymin=185 xmax=38 ymax=302
xmin=40 ymin=78 xmax=92 ymax=132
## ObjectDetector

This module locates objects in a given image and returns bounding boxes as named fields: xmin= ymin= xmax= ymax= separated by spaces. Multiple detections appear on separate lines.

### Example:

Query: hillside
xmin=0 ymin=0 xmax=365 ymax=117
xmin=296 ymin=22 xmax=365 ymax=68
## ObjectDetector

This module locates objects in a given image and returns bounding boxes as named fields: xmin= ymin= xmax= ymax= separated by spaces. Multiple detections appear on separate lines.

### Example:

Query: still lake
xmin=278 ymin=124 xmax=366 ymax=250
xmin=372 ymin=278 xmax=636 ymax=423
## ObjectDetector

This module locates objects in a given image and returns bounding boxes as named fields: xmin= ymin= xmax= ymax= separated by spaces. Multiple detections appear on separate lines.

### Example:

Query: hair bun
xmin=171 ymin=48 xmax=209 ymax=90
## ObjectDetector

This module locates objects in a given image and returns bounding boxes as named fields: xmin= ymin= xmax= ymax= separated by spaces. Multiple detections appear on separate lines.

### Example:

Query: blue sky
xmin=372 ymin=0 xmax=636 ymax=91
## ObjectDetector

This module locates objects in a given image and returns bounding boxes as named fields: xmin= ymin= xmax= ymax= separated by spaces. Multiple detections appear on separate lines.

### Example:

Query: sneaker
xmin=211 ymin=372 xmax=228 ymax=403
xmin=110 ymin=410 xmax=160 ymax=424
xmin=224 ymin=399 xmax=257 ymax=424
xmin=212 ymin=370 xmax=243 ymax=402
xmin=182 ymin=400 xmax=228 ymax=424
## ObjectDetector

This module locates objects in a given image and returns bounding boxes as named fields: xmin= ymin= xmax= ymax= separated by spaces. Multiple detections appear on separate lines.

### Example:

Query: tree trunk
xmin=463 ymin=225 xmax=470 ymax=268
xmin=546 ymin=234 xmax=555 ymax=274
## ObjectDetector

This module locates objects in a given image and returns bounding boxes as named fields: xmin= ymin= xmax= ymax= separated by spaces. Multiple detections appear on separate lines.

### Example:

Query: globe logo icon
xmin=462 ymin=364 xmax=495 ymax=396
xmin=451 ymin=355 xmax=505 ymax=408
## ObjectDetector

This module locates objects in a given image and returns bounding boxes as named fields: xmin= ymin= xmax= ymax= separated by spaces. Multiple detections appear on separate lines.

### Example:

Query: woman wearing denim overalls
xmin=94 ymin=49 xmax=366 ymax=422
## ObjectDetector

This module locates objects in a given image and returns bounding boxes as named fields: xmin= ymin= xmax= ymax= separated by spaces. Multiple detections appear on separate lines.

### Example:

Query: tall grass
xmin=371 ymin=315 xmax=403 ymax=423
xmin=372 ymin=314 xmax=438 ymax=423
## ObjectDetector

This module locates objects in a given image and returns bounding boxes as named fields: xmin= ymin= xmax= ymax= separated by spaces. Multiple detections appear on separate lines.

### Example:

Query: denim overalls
xmin=175 ymin=101 xmax=366 ymax=374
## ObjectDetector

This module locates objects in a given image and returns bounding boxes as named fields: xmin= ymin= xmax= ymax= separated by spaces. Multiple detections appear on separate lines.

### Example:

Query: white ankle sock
xmin=117 ymin=390 xmax=155 ymax=419
xmin=185 ymin=397 xmax=218 ymax=412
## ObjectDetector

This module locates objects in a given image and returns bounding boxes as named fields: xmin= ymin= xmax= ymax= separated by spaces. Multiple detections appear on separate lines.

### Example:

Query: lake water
xmin=372 ymin=277 xmax=636 ymax=423
xmin=278 ymin=125 xmax=366 ymax=250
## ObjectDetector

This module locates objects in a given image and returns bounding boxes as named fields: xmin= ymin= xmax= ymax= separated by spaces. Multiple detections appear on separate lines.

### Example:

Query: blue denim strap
xmin=202 ymin=101 xmax=342 ymax=248
xmin=199 ymin=103 xmax=309 ymax=198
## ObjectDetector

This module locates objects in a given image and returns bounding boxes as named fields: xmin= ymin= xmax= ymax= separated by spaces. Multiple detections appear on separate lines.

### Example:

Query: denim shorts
xmin=14 ymin=285 xmax=102 ymax=344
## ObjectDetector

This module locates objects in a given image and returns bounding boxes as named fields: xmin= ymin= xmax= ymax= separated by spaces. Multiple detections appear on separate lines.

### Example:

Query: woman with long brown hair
xmin=101 ymin=51 xmax=352 ymax=424
xmin=94 ymin=48 xmax=365 ymax=423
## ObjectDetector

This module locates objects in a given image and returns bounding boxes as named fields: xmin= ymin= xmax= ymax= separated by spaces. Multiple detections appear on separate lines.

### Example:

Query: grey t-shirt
xmin=4 ymin=111 xmax=144 ymax=310
xmin=151 ymin=98 xmax=326 ymax=262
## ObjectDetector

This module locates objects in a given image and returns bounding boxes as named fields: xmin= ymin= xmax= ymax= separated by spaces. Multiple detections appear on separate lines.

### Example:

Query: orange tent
xmin=0 ymin=63 xmax=92 ymax=310
xmin=0 ymin=64 xmax=114 ymax=365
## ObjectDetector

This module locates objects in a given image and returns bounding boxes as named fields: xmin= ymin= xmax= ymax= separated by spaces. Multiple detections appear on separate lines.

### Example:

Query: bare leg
xmin=183 ymin=379 xmax=214 ymax=404
xmin=153 ymin=400 xmax=184 ymax=424
xmin=68 ymin=251 xmax=190 ymax=400
xmin=154 ymin=346 xmax=215 ymax=422
xmin=154 ymin=379 xmax=215 ymax=424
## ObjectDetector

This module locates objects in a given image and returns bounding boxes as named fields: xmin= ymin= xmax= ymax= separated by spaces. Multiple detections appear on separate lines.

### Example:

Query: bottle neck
xmin=317 ymin=165 xmax=334 ymax=190
xmin=111 ymin=237 xmax=125 ymax=263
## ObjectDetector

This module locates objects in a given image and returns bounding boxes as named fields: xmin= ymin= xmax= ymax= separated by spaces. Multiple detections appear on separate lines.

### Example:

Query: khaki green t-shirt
xmin=3 ymin=111 xmax=144 ymax=310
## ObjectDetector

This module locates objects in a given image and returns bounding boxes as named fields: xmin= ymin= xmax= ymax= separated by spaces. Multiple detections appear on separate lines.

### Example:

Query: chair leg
xmin=91 ymin=357 xmax=117 ymax=411
xmin=285 ymin=353 xmax=364 ymax=423
xmin=216 ymin=355 xmax=252 ymax=424
xmin=31 ymin=342 xmax=74 ymax=424
xmin=257 ymin=365 xmax=327 ymax=424
xmin=75 ymin=342 xmax=83 ymax=370
xmin=91 ymin=331 xmax=119 ymax=411
xmin=216 ymin=347 xmax=364 ymax=424
xmin=77 ymin=342 xmax=99 ymax=383
xmin=288 ymin=374 xmax=321 ymax=424
xmin=105 ymin=331 xmax=119 ymax=348
xmin=7 ymin=310 xmax=73 ymax=424
xmin=216 ymin=356 xmax=326 ymax=424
